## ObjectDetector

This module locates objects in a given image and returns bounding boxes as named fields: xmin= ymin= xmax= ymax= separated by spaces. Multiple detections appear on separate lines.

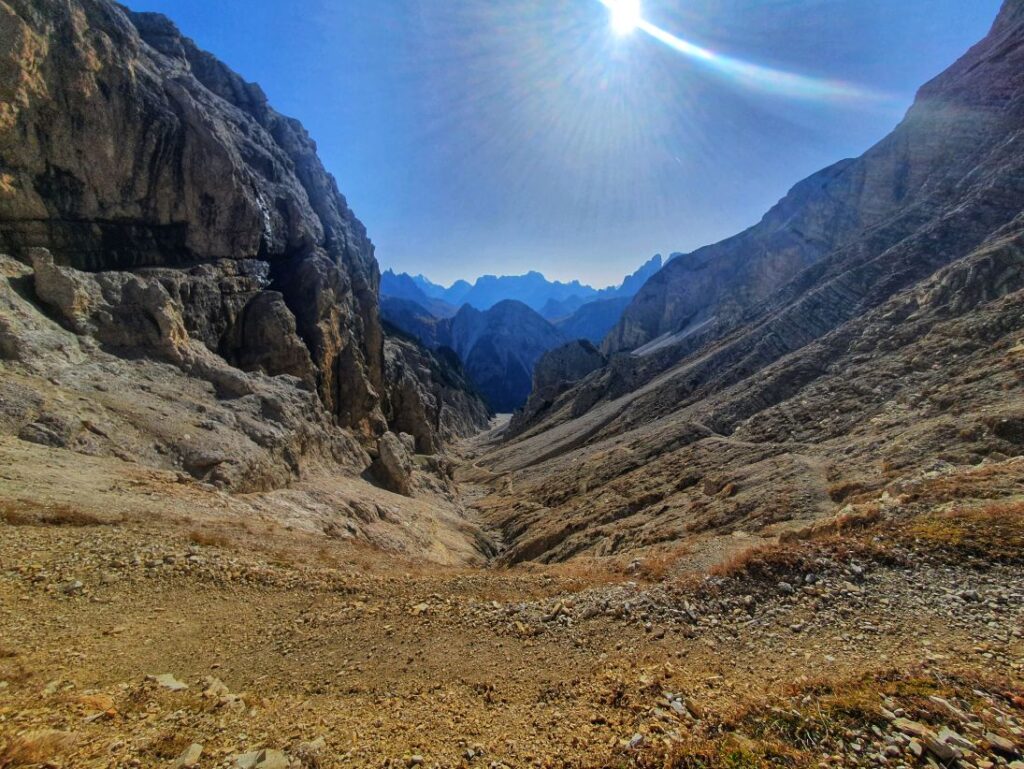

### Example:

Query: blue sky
xmin=123 ymin=0 xmax=1002 ymax=287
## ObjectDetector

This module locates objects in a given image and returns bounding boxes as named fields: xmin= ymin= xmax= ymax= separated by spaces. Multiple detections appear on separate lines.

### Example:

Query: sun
xmin=608 ymin=0 xmax=641 ymax=36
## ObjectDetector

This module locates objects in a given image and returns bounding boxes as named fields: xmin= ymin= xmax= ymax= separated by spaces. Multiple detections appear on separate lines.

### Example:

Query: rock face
xmin=476 ymin=3 xmax=1024 ymax=562
xmin=382 ymin=333 xmax=492 ymax=455
xmin=0 ymin=0 xmax=484 ymax=493
xmin=508 ymin=340 xmax=606 ymax=437
xmin=1 ymin=0 xmax=389 ymax=434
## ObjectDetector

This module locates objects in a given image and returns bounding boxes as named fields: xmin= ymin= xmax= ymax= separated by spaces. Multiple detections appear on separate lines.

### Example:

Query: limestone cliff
xmin=0 ymin=0 xmax=485 ymax=492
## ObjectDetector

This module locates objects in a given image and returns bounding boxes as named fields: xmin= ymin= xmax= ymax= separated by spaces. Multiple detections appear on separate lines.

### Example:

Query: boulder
xmin=373 ymin=432 xmax=415 ymax=496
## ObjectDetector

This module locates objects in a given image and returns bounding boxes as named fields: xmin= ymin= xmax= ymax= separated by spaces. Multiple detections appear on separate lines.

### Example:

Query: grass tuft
xmin=0 ymin=731 xmax=76 ymax=768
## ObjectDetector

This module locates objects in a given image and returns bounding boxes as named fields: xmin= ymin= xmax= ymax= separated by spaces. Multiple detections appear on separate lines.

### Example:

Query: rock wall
xmin=0 ymin=0 xmax=486 ymax=492
xmin=0 ymin=0 xmax=385 ymax=433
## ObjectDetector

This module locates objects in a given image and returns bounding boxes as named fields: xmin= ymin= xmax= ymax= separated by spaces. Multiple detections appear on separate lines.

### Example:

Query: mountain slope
xmin=555 ymin=296 xmax=633 ymax=343
xmin=473 ymin=2 xmax=1024 ymax=563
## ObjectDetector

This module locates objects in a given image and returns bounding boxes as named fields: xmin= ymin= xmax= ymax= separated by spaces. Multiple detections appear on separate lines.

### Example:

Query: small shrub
xmin=0 ymin=501 xmax=111 ymax=527
xmin=0 ymin=731 xmax=77 ymax=768
xmin=187 ymin=529 xmax=231 ymax=548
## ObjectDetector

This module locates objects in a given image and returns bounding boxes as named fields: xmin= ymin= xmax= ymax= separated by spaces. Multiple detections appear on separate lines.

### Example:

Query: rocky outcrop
xmin=382 ymin=333 xmax=492 ymax=454
xmin=0 ymin=0 xmax=486 ymax=495
xmin=508 ymin=340 xmax=606 ymax=436
xmin=0 ymin=0 xmax=385 ymax=434
xmin=372 ymin=432 xmax=415 ymax=497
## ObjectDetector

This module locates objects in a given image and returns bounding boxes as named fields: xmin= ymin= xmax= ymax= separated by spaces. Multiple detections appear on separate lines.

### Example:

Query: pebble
xmin=175 ymin=743 xmax=203 ymax=768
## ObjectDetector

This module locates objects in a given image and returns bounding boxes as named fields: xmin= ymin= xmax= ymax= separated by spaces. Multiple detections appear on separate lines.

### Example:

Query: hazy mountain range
xmin=380 ymin=255 xmax=663 ymax=409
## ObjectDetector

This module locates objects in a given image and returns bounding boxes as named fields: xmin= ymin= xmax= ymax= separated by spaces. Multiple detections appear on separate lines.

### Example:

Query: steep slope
xmin=473 ymin=3 xmax=1024 ymax=563
xmin=0 ymin=0 xmax=489 ymax=547
xmin=448 ymin=301 xmax=568 ymax=412
xmin=380 ymin=296 xmax=451 ymax=350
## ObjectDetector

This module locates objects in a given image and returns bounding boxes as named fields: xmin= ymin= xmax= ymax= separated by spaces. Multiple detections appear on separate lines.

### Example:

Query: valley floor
xmin=1 ymin=443 xmax=1022 ymax=769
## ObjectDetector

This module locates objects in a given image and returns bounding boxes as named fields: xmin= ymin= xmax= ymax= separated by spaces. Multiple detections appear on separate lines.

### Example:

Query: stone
xmin=373 ymin=432 xmax=415 ymax=496
xmin=986 ymin=733 xmax=1019 ymax=757
xmin=235 ymin=750 xmax=289 ymax=769
xmin=175 ymin=744 xmax=204 ymax=768
xmin=149 ymin=673 xmax=188 ymax=691
xmin=58 ymin=580 xmax=84 ymax=595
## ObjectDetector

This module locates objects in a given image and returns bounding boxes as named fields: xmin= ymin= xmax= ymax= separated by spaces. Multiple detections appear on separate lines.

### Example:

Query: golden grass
xmin=187 ymin=528 xmax=231 ymax=548
xmin=0 ymin=500 xmax=112 ymax=527
xmin=0 ymin=731 xmax=77 ymax=768
xmin=902 ymin=500 xmax=1024 ymax=561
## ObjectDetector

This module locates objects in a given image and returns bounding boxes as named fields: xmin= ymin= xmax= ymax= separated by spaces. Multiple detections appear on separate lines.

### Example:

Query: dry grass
xmin=633 ymin=544 xmax=692 ymax=582
xmin=0 ymin=731 xmax=77 ymax=768
xmin=902 ymin=499 xmax=1024 ymax=561
xmin=187 ymin=528 xmax=231 ymax=548
xmin=0 ymin=500 xmax=112 ymax=527
xmin=708 ymin=543 xmax=786 ymax=579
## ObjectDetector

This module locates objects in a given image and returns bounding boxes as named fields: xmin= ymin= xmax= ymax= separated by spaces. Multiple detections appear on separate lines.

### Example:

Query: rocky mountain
xmin=446 ymin=301 xmax=568 ymax=412
xmin=604 ymin=7 xmax=1023 ymax=358
xmin=382 ymin=254 xmax=664 ymax=319
xmin=472 ymin=2 xmax=1024 ymax=563
xmin=553 ymin=296 xmax=633 ymax=343
xmin=380 ymin=270 xmax=458 ymax=317
xmin=0 ymin=0 xmax=489 ymax=513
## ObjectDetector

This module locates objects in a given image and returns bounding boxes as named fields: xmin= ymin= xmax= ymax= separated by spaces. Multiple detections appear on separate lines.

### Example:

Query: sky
xmin=123 ymin=0 xmax=1003 ymax=288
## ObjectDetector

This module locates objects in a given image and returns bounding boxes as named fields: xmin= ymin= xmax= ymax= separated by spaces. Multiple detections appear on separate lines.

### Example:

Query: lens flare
xmin=596 ymin=0 xmax=889 ymax=104
xmin=608 ymin=0 xmax=641 ymax=36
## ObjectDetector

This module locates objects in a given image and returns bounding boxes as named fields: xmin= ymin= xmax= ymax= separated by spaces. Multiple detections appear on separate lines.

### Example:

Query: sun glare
xmin=608 ymin=0 xmax=641 ymax=36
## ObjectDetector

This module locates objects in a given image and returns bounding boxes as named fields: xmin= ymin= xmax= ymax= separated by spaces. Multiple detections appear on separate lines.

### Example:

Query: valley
xmin=1 ymin=0 xmax=1023 ymax=767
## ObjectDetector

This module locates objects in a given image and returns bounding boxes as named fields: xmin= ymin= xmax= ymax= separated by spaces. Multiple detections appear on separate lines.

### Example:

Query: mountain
xmin=382 ymin=296 xmax=569 ymax=412
xmin=455 ymin=271 xmax=597 ymax=313
xmin=448 ymin=301 xmax=568 ymax=412
xmin=611 ymin=253 xmax=663 ymax=299
xmin=380 ymin=270 xmax=459 ymax=317
xmin=553 ymin=296 xmax=633 ymax=343
xmin=382 ymin=254 xmax=665 ymax=319
xmin=0 ymin=0 xmax=490 ymax=514
xmin=472 ymin=1 xmax=1024 ymax=563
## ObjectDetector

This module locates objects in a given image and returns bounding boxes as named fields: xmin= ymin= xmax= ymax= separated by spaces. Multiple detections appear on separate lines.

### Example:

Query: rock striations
xmin=0 ymin=0 xmax=488 ymax=499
